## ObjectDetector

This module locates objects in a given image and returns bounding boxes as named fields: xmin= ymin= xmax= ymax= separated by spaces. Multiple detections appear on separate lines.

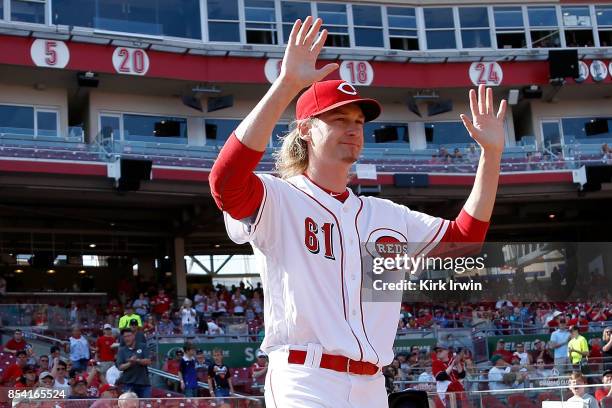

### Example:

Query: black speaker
xmin=117 ymin=158 xmax=152 ymax=191
xmin=583 ymin=165 xmax=612 ymax=192
xmin=427 ymin=100 xmax=453 ymax=116
xmin=388 ymin=390 xmax=429 ymax=408
xmin=548 ymin=50 xmax=579 ymax=79
xmin=394 ymin=174 xmax=429 ymax=187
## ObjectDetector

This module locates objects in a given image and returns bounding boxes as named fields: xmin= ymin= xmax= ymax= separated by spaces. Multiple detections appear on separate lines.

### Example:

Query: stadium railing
xmin=14 ymin=397 xmax=265 ymax=408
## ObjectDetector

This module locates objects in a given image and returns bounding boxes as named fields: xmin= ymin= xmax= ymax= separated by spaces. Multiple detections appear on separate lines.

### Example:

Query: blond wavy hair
xmin=274 ymin=118 xmax=316 ymax=179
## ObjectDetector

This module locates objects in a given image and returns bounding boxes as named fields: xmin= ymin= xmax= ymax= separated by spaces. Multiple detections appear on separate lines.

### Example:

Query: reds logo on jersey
xmin=365 ymin=229 xmax=409 ymax=260
xmin=337 ymin=82 xmax=357 ymax=96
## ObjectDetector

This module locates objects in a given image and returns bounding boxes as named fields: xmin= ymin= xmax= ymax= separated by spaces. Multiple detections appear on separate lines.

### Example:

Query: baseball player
xmin=209 ymin=16 xmax=506 ymax=408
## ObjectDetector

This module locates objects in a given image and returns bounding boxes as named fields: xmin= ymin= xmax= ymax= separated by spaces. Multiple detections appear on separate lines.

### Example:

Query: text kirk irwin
xmin=373 ymin=279 xmax=483 ymax=292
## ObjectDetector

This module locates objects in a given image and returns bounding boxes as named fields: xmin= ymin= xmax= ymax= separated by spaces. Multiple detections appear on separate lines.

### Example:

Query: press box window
xmin=528 ymin=6 xmax=561 ymax=48
xmin=494 ymin=7 xmax=526 ymax=49
xmin=317 ymin=3 xmax=349 ymax=47
xmin=245 ymin=0 xmax=278 ymax=45
xmin=562 ymin=6 xmax=594 ymax=47
xmin=123 ymin=114 xmax=187 ymax=144
xmin=11 ymin=0 xmax=45 ymax=24
xmin=281 ymin=1 xmax=311 ymax=43
xmin=459 ymin=7 xmax=491 ymax=48
xmin=387 ymin=7 xmax=418 ymax=51
xmin=596 ymin=6 xmax=612 ymax=47
xmin=424 ymin=8 xmax=456 ymax=50
xmin=208 ymin=0 xmax=240 ymax=42
xmin=364 ymin=123 xmax=409 ymax=144
xmin=352 ymin=5 xmax=383 ymax=48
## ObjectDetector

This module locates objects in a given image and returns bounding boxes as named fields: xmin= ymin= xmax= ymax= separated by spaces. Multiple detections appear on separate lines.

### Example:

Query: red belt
xmin=287 ymin=350 xmax=379 ymax=376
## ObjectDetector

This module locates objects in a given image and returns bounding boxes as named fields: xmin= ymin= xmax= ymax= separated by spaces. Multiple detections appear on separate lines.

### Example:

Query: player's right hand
xmin=279 ymin=16 xmax=339 ymax=90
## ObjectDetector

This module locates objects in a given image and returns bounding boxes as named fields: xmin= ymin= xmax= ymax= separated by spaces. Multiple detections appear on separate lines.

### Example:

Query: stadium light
xmin=548 ymin=213 xmax=556 ymax=220
xmin=89 ymin=243 xmax=96 ymax=248
xmin=46 ymin=269 xmax=56 ymax=274
xmin=14 ymin=269 xmax=23 ymax=274
xmin=78 ymin=270 xmax=87 ymax=275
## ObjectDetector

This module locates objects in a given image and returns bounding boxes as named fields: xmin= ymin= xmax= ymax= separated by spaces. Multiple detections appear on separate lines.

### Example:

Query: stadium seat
xmin=508 ymin=394 xmax=533 ymax=408
xmin=601 ymin=397 xmax=612 ymax=408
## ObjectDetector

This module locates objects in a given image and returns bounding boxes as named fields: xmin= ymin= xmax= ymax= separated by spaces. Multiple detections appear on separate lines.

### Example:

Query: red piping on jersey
xmin=355 ymin=198 xmax=380 ymax=366
xmin=414 ymin=220 xmax=447 ymax=258
xmin=251 ymin=180 xmax=268 ymax=235
xmin=286 ymin=180 xmax=364 ymax=362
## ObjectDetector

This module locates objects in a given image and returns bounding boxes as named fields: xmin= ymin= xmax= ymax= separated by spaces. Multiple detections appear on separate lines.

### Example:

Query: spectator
xmin=2 ymin=350 xmax=28 ymax=385
xmin=207 ymin=348 xmax=234 ymax=403
xmin=151 ymin=288 xmax=172 ymax=317
xmin=48 ymin=346 xmax=61 ymax=372
xmin=14 ymin=365 xmax=38 ymax=389
xmin=178 ymin=344 xmax=198 ymax=397
xmin=513 ymin=343 xmax=532 ymax=366
xmin=250 ymin=291 xmax=263 ymax=315
xmin=231 ymin=288 xmax=247 ymax=316
xmin=568 ymin=325 xmax=589 ymax=372
xmin=52 ymin=359 xmax=71 ymax=396
xmin=143 ymin=315 xmax=156 ymax=339
xmin=118 ymin=305 xmax=142 ymax=329
xmin=84 ymin=360 xmax=105 ymax=398
xmin=467 ymin=144 xmax=479 ymax=162
xmin=68 ymin=375 xmax=91 ymax=399
xmin=195 ymin=349 xmax=209 ymax=375
xmin=529 ymin=358 xmax=556 ymax=387
xmin=163 ymin=349 xmax=182 ymax=392
xmin=431 ymin=346 xmax=465 ymax=405
xmin=37 ymin=371 xmax=55 ymax=390
xmin=94 ymin=324 xmax=119 ymax=375
xmin=24 ymin=343 xmax=37 ymax=366
xmin=491 ymin=340 xmax=513 ymax=364
xmin=567 ymin=372 xmax=598 ymax=408
xmin=550 ymin=318 xmax=571 ymax=374
xmin=38 ymin=355 xmax=50 ymax=372
xmin=132 ymin=293 xmax=149 ymax=320
xmin=127 ymin=319 xmax=146 ymax=346
xmin=118 ymin=392 xmax=139 ymax=408
xmin=595 ymin=369 xmax=612 ymax=403
xmin=157 ymin=312 xmax=175 ymax=336
xmin=180 ymin=299 xmax=197 ymax=336
xmin=529 ymin=339 xmax=553 ymax=366
xmin=4 ymin=329 xmax=27 ymax=355
xmin=488 ymin=355 xmax=513 ymax=391
xmin=65 ymin=326 xmax=91 ymax=373
xmin=603 ymin=327 xmax=612 ymax=371
xmin=115 ymin=328 xmax=152 ymax=398
xmin=251 ymin=350 xmax=268 ymax=386
xmin=206 ymin=318 xmax=225 ymax=336
xmin=452 ymin=148 xmax=463 ymax=161
xmin=105 ymin=363 xmax=121 ymax=387
xmin=98 ymin=384 xmax=120 ymax=399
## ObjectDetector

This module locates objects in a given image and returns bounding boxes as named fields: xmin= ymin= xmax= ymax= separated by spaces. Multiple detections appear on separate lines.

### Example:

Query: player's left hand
xmin=460 ymin=84 xmax=507 ymax=154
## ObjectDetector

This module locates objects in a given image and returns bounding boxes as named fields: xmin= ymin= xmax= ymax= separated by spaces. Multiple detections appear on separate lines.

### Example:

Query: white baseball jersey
xmin=224 ymin=174 xmax=448 ymax=367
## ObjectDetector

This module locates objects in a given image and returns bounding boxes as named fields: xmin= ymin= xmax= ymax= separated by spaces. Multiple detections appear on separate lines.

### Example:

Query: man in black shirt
xmin=207 ymin=348 xmax=234 ymax=405
xmin=115 ymin=328 xmax=152 ymax=398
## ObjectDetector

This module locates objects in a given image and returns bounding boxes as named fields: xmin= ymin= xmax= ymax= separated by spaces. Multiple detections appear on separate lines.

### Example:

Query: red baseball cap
xmin=296 ymin=80 xmax=381 ymax=122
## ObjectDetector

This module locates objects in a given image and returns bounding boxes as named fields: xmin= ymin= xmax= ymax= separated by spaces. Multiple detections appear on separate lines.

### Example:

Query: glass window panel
xmin=565 ymin=30 xmax=594 ymax=48
xmin=205 ymin=119 xmax=240 ymax=144
xmin=387 ymin=7 xmax=416 ymax=29
xmin=542 ymin=122 xmax=560 ymax=147
xmin=531 ymin=30 xmax=561 ymax=48
xmin=462 ymin=29 xmax=491 ymax=48
xmin=123 ymin=114 xmax=187 ymax=143
xmin=596 ymin=6 xmax=612 ymax=27
xmin=11 ymin=0 xmax=45 ymax=24
xmin=562 ymin=6 xmax=591 ymax=27
xmin=317 ymin=3 xmax=347 ymax=26
xmin=353 ymin=5 xmax=381 ymax=27
xmin=0 ymin=105 xmax=34 ymax=135
xmin=208 ymin=0 xmax=239 ymax=20
xmin=272 ymin=124 xmax=289 ymax=146
xmin=561 ymin=118 xmax=612 ymax=142
xmin=100 ymin=115 xmax=120 ymax=140
xmin=459 ymin=7 xmax=488 ymax=28
xmin=528 ymin=7 xmax=558 ymax=27
xmin=390 ymin=29 xmax=417 ymax=38
xmin=426 ymin=30 xmax=456 ymax=50
xmin=494 ymin=7 xmax=524 ymax=28
xmin=1 ymin=2 xmax=4 ymax=19
xmin=390 ymin=37 xmax=418 ymax=50
xmin=54 ymin=0 xmax=200 ymax=39
xmin=325 ymin=33 xmax=349 ymax=47
xmin=354 ymin=28 xmax=383 ymax=47
xmin=246 ymin=29 xmax=277 ymax=44
xmin=281 ymin=1 xmax=310 ymax=22
xmin=245 ymin=0 xmax=275 ymax=22
xmin=600 ymin=31 xmax=612 ymax=47
xmin=424 ymin=8 xmax=454 ymax=29
xmin=209 ymin=22 xmax=241 ymax=42
xmin=425 ymin=122 xmax=471 ymax=145
xmin=37 ymin=111 xmax=58 ymax=137
xmin=364 ymin=123 xmax=408 ymax=144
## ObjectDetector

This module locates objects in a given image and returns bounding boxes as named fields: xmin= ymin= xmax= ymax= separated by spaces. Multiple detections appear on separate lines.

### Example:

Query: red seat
xmin=508 ymin=394 xmax=532 ymax=408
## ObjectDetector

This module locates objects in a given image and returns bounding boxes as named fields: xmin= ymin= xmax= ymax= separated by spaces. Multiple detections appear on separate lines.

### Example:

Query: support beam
xmin=174 ymin=237 xmax=187 ymax=300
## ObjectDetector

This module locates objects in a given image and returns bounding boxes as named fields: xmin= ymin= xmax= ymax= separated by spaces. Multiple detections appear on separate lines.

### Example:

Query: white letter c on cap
xmin=337 ymin=82 xmax=357 ymax=96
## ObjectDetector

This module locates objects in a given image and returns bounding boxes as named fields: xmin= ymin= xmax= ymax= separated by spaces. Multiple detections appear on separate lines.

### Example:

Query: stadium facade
xmin=0 ymin=0 xmax=611 ymax=295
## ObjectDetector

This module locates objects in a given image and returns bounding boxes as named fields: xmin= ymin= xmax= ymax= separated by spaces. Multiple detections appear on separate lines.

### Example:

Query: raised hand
xmin=279 ymin=16 xmax=339 ymax=90
xmin=460 ymin=84 xmax=507 ymax=154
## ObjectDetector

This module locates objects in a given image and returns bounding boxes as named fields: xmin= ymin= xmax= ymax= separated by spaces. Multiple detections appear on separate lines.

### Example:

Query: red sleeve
xmin=440 ymin=209 xmax=490 ymax=243
xmin=209 ymin=133 xmax=265 ymax=220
